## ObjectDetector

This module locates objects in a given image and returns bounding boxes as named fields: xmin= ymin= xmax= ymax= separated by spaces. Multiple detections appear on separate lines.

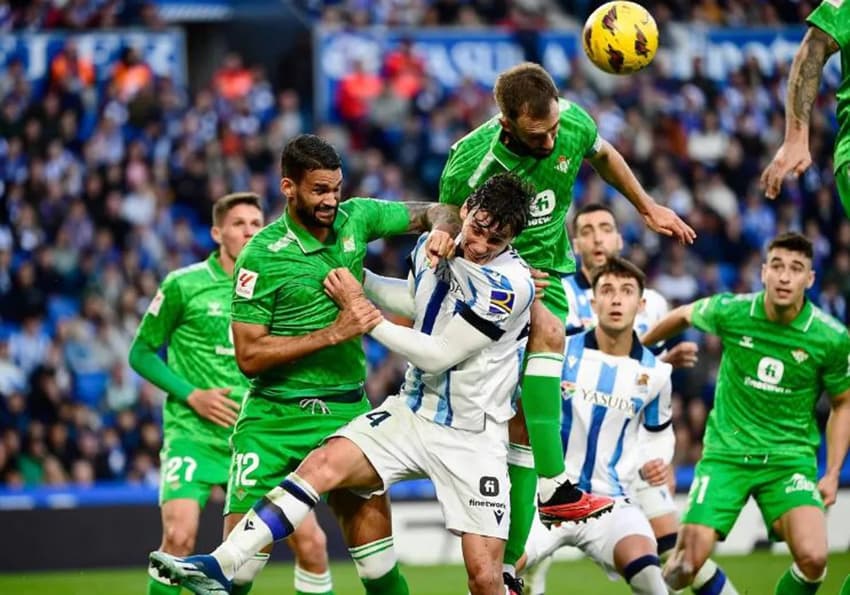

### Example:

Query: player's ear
xmin=615 ymin=232 xmax=623 ymax=252
xmin=280 ymin=177 xmax=293 ymax=199
xmin=211 ymin=225 xmax=222 ymax=245
xmin=459 ymin=202 xmax=469 ymax=220
xmin=806 ymin=269 xmax=815 ymax=290
xmin=638 ymin=296 xmax=646 ymax=314
xmin=590 ymin=295 xmax=599 ymax=316
xmin=760 ymin=263 xmax=767 ymax=285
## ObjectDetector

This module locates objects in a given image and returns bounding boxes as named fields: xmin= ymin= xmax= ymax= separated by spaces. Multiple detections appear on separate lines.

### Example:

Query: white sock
xmin=349 ymin=536 xmax=398 ymax=580
xmin=525 ymin=555 xmax=553 ymax=594
xmin=791 ymin=562 xmax=827 ymax=584
xmin=538 ymin=471 xmax=570 ymax=503
xmin=294 ymin=565 xmax=334 ymax=594
xmin=692 ymin=558 xmax=739 ymax=594
xmin=502 ymin=563 xmax=516 ymax=577
xmin=232 ymin=552 xmax=270 ymax=586
xmin=628 ymin=564 xmax=667 ymax=595
xmin=214 ymin=475 xmax=319 ymax=577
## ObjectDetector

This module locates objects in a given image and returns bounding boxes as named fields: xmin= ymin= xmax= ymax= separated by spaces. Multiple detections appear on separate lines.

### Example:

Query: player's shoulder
xmin=165 ymin=258 xmax=213 ymax=287
xmin=242 ymin=217 xmax=298 ymax=259
xmin=808 ymin=302 xmax=850 ymax=340
xmin=557 ymin=98 xmax=594 ymax=126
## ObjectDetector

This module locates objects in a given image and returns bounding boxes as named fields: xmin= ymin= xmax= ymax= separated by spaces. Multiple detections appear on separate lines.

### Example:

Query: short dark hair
xmin=493 ymin=62 xmax=559 ymax=121
xmin=280 ymin=134 xmax=342 ymax=182
xmin=212 ymin=192 xmax=262 ymax=226
xmin=591 ymin=256 xmax=646 ymax=293
xmin=464 ymin=173 xmax=533 ymax=238
xmin=767 ymin=232 xmax=813 ymax=261
xmin=572 ymin=202 xmax=617 ymax=234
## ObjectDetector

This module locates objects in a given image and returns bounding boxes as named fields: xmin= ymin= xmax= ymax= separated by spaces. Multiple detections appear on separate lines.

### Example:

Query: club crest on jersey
xmin=635 ymin=372 xmax=650 ymax=393
xmin=235 ymin=268 xmax=259 ymax=299
xmin=555 ymin=155 xmax=570 ymax=173
xmin=561 ymin=380 xmax=577 ymax=398
xmin=791 ymin=349 xmax=809 ymax=364
xmin=488 ymin=289 xmax=515 ymax=314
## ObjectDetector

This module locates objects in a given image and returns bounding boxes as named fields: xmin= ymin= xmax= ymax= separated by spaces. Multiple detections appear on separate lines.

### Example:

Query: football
xmin=582 ymin=1 xmax=658 ymax=75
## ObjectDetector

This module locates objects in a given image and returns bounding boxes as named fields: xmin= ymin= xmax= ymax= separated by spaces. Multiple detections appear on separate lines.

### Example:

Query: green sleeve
xmin=570 ymin=102 xmax=602 ymax=158
xmin=690 ymin=293 xmax=732 ymax=335
xmin=128 ymin=340 xmax=196 ymax=400
xmin=350 ymin=198 xmax=411 ymax=241
xmin=129 ymin=275 xmax=195 ymax=400
xmin=439 ymin=146 xmax=474 ymax=207
xmin=807 ymin=1 xmax=850 ymax=49
xmin=823 ymin=332 xmax=850 ymax=397
xmin=231 ymin=246 xmax=277 ymax=326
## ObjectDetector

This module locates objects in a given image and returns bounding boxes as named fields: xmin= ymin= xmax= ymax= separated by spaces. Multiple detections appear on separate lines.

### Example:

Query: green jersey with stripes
xmin=231 ymin=198 xmax=410 ymax=401
xmin=135 ymin=252 xmax=246 ymax=447
xmin=807 ymin=0 xmax=850 ymax=170
xmin=692 ymin=291 xmax=850 ymax=460
xmin=439 ymin=98 xmax=601 ymax=275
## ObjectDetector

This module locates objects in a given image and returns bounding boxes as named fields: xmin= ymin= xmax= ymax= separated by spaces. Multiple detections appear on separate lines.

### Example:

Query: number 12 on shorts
xmin=233 ymin=452 xmax=260 ymax=487
xmin=689 ymin=475 xmax=711 ymax=505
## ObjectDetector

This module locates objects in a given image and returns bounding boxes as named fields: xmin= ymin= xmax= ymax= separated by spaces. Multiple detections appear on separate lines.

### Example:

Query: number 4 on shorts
xmin=365 ymin=411 xmax=391 ymax=427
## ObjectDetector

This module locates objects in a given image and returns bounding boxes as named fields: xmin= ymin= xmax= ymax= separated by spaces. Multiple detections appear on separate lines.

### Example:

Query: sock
xmin=503 ymin=563 xmax=516 ymax=578
xmin=147 ymin=563 xmax=181 ymax=595
xmin=521 ymin=354 xmax=566 ymax=480
xmin=231 ymin=552 xmax=271 ymax=595
xmin=505 ymin=447 xmax=537 ymax=566
xmin=294 ymin=565 xmax=334 ymax=595
xmin=656 ymin=533 xmax=677 ymax=561
xmin=525 ymin=555 xmax=552 ymax=595
xmin=840 ymin=575 xmax=850 ymax=595
xmin=692 ymin=559 xmax=738 ymax=595
xmin=360 ymin=563 xmax=410 ymax=595
xmin=214 ymin=474 xmax=319 ymax=577
xmin=774 ymin=564 xmax=825 ymax=595
xmin=624 ymin=555 xmax=665 ymax=595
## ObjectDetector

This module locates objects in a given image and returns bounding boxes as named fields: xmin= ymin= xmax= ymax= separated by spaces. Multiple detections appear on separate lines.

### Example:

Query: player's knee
xmin=162 ymin=523 xmax=196 ymax=555
xmin=466 ymin=563 xmax=501 ymax=595
xmin=795 ymin=549 xmax=827 ymax=580
xmin=528 ymin=308 xmax=563 ymax=353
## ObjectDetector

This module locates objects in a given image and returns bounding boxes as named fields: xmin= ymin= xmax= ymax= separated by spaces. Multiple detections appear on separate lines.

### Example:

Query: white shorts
xmin=525 ymin=498 xmax=655 ymax=580
xmin=335 ymin=396 xmax=511 ymax=539
xmin=632 ymin=479 xmax=677 ymax=520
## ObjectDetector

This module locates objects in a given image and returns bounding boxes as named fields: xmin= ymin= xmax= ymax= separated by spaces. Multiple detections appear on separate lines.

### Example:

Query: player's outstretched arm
xmin=820 ymin=389 xmax=850 ymax=506
xmin=402 ymin=202 xmax=461 ymax=235
xmin=641 ymin=303 xmax=695 ymax=347
xmin=586 ymin=139 xmax=695 ymax=244
xmin=232 ymin=301 xmax=382 ymax=377
xmin=363 ymin=269 xmax=416 ymax=319
xmin=761 ymin=26 xmax=839 ymax=199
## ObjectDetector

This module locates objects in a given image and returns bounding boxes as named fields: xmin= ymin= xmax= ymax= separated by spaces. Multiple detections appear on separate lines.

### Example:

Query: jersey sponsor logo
xmin=488 ymin=289 xmax=515 ymax=315
xmin=148 ymin=289 xmax=165 ymax=316
xmin=563 ymin=385 xmax=643 ymax=417
xmin=791 ymin=349 xmax=809 ymax=364
xmin=528 ymin=189 xmax=556 ymax=226
xmin=343 ymin=235 xmax=356 ymax=253
xmin=745 ymin=356 xmax=790 ymax=393
xmin=739 ymin=335 xmax=754 ymax=348
xmin=479 ymin=476 xmax=500 ymax=497
xmin=784 ymin=473 xmax=817 ymax=495
xmin=268 ymin=232 xmax=295 ymax=252
xmin=235 ymin=268 xmax=259 ymax=299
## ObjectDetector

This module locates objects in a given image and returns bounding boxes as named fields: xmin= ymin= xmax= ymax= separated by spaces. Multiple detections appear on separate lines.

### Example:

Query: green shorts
xmin=837 ymin=161 xmax=850 ymax=219
xmin=159 ymin=436 xmax=231 ymax=507
xmin=540 ymin=270 xmax=568 ymax=324
xmin=224 ymin=394 xmax=370 ymax=514
xmin=682 ymin=454 xmax=823 ymax=541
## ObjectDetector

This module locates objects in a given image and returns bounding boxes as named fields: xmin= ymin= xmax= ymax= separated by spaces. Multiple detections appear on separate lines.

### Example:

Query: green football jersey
xmin=135 ymin=252 xmax=247 ymax=446
xmin=231 ymin=198 xmax=410 ymax=401
xmin=692 ymin=291 xmax=850 ymax=460
xmin=807 ymin=0 xmax=850 ymax=169
xmin=439 ymin=98 xmax=600 ymax=275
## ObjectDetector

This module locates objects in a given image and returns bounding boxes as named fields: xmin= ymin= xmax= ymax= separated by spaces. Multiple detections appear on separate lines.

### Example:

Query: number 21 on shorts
xmin=689 ymin=475 xmax=711 ymax=505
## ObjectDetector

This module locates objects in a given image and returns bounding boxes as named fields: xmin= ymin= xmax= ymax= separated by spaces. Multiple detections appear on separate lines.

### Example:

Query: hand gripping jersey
xmin=560 ymin=330 xmax=673 ymax=497
xmin=400 ymin=236 xmax=535 ymax=431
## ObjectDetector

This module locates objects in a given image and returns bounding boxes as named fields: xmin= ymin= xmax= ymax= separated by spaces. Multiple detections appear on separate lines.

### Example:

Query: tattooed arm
xmin=402 ymin=201 xmax=461 ymax=234
xmin=761 ymin=26 xmax=840 ymax=198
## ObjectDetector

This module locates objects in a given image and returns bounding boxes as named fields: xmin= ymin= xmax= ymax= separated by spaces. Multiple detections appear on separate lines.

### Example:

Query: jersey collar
xmin=282 ymin=207 xmax=350 ymax=254
xmin=584 ymin=329 xmax=645 ymax=362
xmin=749 ymin=290 xmax=815 ymax=331
xmin=206 ymin=251 xmax=229 ymax=280
xmin=490 ymin=128 xmax=530 ymax=170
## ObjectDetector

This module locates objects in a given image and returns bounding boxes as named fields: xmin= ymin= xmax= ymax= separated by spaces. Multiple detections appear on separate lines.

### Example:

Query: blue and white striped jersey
xmin=560 ymin=330 xmax=673 ymax=497
xmin=400 ymin=235 xmax=534 ymax=432
xmin=563 ymin=270 xmax=669 ymax=338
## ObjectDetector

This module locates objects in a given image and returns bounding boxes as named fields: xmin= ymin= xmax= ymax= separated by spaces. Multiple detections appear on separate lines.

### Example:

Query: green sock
xmin=361 ymin=563 xmax=410 ymax=595
xmin=147 ymin=575 xmax=181 ymax=595
xmin=294 ymin=565 xmax=334 ymax=595
xmin=775 ymin=564 xmax=823 ymax=595
xmin=504 ymin=449 xmax=537 ymax=566
xmin=232 ymin=583 xmax=253 ymax=595
xmin=840 ymin=575 xmax=850 ymax=595
xmin=522 ymin=353 xmax=566 ymax=477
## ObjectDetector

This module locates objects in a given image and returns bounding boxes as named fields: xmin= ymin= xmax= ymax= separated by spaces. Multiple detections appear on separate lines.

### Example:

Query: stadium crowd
xmin=0 ymin=6 xmax=845 ymax=488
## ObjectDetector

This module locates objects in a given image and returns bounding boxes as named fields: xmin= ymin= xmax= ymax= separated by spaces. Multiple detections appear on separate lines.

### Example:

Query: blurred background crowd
xmin=0 ymin=0 xmax=845 ymax=489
